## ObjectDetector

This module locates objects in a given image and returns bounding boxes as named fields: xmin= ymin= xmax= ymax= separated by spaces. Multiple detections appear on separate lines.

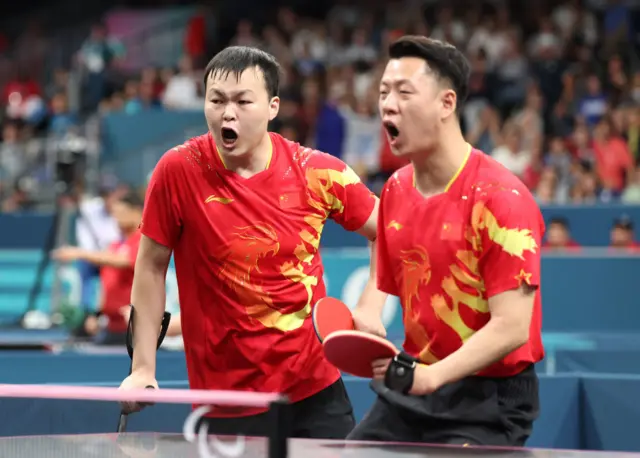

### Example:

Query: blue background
xmin=1 ymin=248 xmax=638 ymax=335
xmin=0 ymin=350 xmax=637 ymax=452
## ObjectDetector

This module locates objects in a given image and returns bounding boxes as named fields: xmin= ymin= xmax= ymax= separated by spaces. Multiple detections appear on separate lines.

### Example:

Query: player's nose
xmin=222 ymin=105 xmax=237 ymax=121
xmin=380 ymin=93 xmax=399 ymax=115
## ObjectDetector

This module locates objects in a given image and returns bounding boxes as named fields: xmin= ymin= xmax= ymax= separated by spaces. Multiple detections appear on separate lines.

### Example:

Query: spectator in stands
xmin=1 ymin=180 xmax=33 ymax=212
xmin=2 ymin=70 xmax=46 ymax=127
xmin=621 ymin=166 xmax=640 ymax=203
xmin=48 ymin=93 xmax=77 ymax=137
xmin=593 ymin=116 xmax=634 ymax=195
xmin=545 ymin=135 xmax=574 ymax=202
xmin=7 ymin=0 xmax=640 ymax=214
xmin=161 ymin=55 xmax=203 ymax=111
xmin=578 ymin=75 xmax=608 ymax=128
xmin=610 ymin=216 xmax=640 ymax=250
xmin=542 ymin=217 xmax=580 ymax=251
xmin=340 ymin=88 xmax=380 ymax=180
xmin=491 ymin=122 xmax=532 ymax=180
xmin=52 ymin=189 xmax=143 ymax=345
xmin=623 ymin=105 xmax=640 ymax=164
xmin=572 ymin=123 xmax=596 ymax=165
xmin=73 ymin=184 xmax=123 ymax=315
xmin=77 ymin=22 xmax=125 ymax=113
xmin=0 ymin=121 xmax=25 ymax=182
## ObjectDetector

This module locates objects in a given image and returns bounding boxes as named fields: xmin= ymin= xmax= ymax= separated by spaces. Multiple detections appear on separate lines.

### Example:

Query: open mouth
xmin=384 ymin=122 xmax=400 ymax=142
xmin=221 ymin=127 xmax=238 ymax=147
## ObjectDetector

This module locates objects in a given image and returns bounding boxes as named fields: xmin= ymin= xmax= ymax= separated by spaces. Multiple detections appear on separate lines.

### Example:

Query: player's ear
xmin=268 ymin=96 xmax=280 ymax=121
xmin=440 ymin=89 xmax=457 ymax=120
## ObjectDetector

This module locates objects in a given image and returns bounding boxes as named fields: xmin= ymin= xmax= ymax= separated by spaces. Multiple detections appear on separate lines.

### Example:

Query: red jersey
xmin=100 ymin=231 xmax=141 ymax=333
xmin=377 ymin=146 xmax=545 ymax=377
xmin=142 ymin=132 xmax=376 ymax=416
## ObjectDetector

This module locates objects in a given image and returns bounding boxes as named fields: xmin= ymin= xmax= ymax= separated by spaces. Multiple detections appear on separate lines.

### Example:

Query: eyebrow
xmin=380 ymin=78 xmax=413 ymax=88
xmin=208 ymin=89 xmax=255 ymax=98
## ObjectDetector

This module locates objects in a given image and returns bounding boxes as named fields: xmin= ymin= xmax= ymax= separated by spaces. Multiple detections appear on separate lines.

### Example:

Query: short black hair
xmin=118 ymin=190 xmax=144 ymax=210
xmin=613 ymin=215 xmax=634 ymax=231
xmin=388 ymin=36 xmax=470 ymax=113
xmin=203 ymin=46 xmax=281 ymax=99
xmin=549 ymin=217 xmax=569 ymax=229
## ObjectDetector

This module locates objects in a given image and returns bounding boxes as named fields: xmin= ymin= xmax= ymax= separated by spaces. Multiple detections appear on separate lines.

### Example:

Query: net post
xmin=267 ymin=396 xmax=290 ymax=458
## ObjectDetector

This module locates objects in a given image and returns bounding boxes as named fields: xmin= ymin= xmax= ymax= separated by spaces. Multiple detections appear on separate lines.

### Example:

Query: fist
xmin=352 ymin=308 xmax=387 ymax=338
xmin=118 ymin=372 xmax=159 ymax=414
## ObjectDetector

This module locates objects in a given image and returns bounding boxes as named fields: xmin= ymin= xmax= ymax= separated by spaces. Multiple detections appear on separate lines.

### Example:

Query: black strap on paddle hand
xmin=117 ymin=305 xmax=171 ymax=433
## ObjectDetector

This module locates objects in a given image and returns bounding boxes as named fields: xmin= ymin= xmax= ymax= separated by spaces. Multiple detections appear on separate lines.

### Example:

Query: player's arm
xmin=59 ymin=248 xmax=132 ymax=268
xmin=354 ymin=199 xmax=389 ymax=319
xmin=130 ymin=236 xmax=172 ymax=376
xmin=411 ymin=285 xmax=535 ymax=395
xmin=129 ymin=153 xmax=183 ymax=378
xmin=411 ymin=195 xmax=542 ymax=395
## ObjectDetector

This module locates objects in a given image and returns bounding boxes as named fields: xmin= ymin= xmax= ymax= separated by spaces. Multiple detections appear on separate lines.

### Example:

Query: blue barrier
xmin=0 ymin=350 xmax=578 ymax=450
xmin=1 ymin=249 xmax=639 ymax=335
xmin=100 ymin=111 xmax=205 ymax=161
xmin=0 ymin=347 xmax=636 ymax=452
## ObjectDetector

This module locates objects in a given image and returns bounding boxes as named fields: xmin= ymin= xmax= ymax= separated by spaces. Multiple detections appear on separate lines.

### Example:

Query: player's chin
xmin=218 ymin=140 xmax=242 ymax=154
xmin=388 ymin=142 xmax=408 ymax=157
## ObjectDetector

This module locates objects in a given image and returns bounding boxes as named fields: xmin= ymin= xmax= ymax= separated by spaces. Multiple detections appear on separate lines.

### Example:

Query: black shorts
xmin=199 ymin=379 xmax=355 ymax=439
xmin=348 ymin=364 xmax=539 ymax=446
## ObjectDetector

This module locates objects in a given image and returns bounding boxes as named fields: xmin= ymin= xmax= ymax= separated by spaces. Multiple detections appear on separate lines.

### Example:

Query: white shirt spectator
xmin=162 ymin=74 xmax=202 ymax=110
xmin=340 ymin=105 xmax=381 ymax=174
xmin=491 ymin=146 xmax=532 ymax=178
xmin=76 ymin=196 xmax=121 ymax=251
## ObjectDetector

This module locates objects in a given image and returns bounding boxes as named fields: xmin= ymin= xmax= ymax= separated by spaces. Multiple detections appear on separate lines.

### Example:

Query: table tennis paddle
xmin=323 ymin=330 xmax=399 ymax=378
xmin=312 ymin=297 xmax=354 ymax=342
xmin=117 ymin=306 xmax=171 ymax=433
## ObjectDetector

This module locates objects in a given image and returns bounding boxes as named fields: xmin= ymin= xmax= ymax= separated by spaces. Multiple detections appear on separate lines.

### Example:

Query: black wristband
xmin=384 ymin=351 xmax=418 ymax=394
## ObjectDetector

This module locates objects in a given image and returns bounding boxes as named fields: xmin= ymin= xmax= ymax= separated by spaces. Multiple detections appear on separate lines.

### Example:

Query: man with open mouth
xmin=350 ymin=35 xmax=546 ymax=449
xmin=118 ymin=45 xmax=388 ymax=440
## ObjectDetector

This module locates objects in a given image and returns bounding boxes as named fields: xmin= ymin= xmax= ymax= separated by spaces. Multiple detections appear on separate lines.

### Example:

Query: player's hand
xmin=408 ymin=364 xmax=440 ymax=396
xmin=371 ymin=357 xmax=392 ymax=381
xmin=119 ymin=306 xmax=132 ymax=322
xmin=51 ymin=246 xmax=83 ymax=262
xmin=372 ymin=359 xmax=440 ymax=396
xmin=118 ymin=371 xmax=159 ymax=414
xmin=352 ymin=308 xmax=387 ymax=338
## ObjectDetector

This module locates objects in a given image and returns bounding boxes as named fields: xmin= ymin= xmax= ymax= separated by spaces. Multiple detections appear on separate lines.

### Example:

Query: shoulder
xmin=152 ymin=134 xmax=211 ymax=178
xmin=382 ymin=164 xmax=414 ymax=198
xmin=469 ymin=152 xmax=542 ymax=222
xmin=272 ymin=132 xmax=354 ymax=173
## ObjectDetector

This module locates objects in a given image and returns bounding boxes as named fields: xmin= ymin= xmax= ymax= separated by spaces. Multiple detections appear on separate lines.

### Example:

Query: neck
xmin=412 ymin=127 xmax=469 ymax=197
xmin=220 ymin=133 xmax=272 ymax=176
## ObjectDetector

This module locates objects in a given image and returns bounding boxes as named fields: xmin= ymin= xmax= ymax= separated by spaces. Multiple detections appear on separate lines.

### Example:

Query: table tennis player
xmin=348 ymin=35 xmax=545 ymax=447
xmin=118 ymin=45 xmax=388 ymax=439
xmin=52 ymin=190 xmax=144 ymax=346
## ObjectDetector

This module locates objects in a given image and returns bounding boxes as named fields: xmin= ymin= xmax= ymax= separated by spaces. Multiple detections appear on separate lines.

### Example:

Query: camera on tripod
xmin=54 ymin=133 xmax=88 ymax=196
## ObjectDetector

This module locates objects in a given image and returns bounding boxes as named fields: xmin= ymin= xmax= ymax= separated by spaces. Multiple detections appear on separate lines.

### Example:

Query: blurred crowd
xmin=2 ymin=0 xmax=640 ymax=214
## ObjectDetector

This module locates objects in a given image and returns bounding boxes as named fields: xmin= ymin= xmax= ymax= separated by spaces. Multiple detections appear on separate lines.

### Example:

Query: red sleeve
xmin=140 ymin=151 xmax=184 ymax=249
xmin=305 ymin=151 xmax=376 ymax=231
xmin=125 ymin=231 xmax=142 ymax=266
xmin=476 ymin=191 xmax=544 ymax=299
xmin=375 ymin=182 xmax=400 ymax=296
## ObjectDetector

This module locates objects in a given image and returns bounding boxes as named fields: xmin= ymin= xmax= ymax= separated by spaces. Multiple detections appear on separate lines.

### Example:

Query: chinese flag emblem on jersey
xmin=440 ymin=222 xmax=463 ymax=241
xmin=279 ymin=191 xmax=304 ymax=209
